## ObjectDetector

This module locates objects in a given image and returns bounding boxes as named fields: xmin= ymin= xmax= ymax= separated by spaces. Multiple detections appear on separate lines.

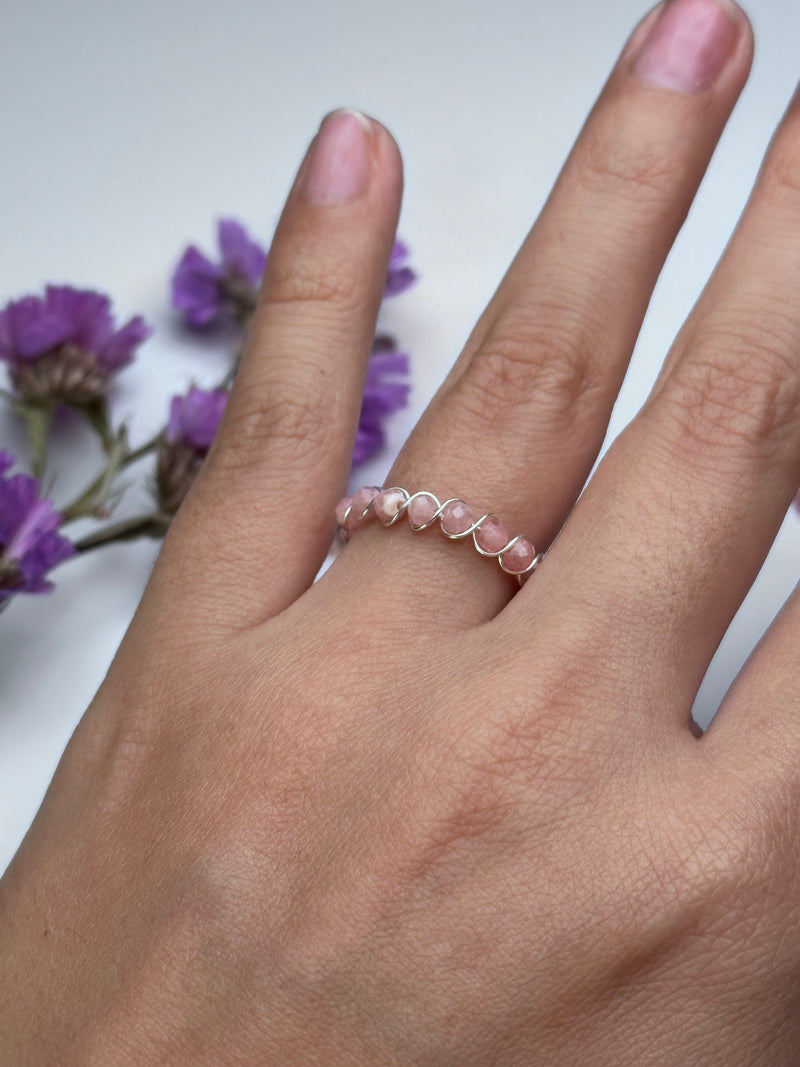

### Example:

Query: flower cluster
xmin=354 ymin=336 xmax=411 ymax=466
xmin=0 ymin=218 xmax=418 ymax=608
xmin=157 ymin=386 xmax=228 ymax=514
xmin=0 ymin=286 xmax=150 ymax=408
xmin=0 ymin=452 xmax=74 ymax=602
xmin=171 ymin=219 xmax=267 ymax=329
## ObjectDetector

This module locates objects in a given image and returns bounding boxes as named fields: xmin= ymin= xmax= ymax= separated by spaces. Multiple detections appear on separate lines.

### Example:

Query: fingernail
xmin=635 ymin=0 xmax=738 ymax=93
xmin=300 ymin=109 xmax=372 ymax=204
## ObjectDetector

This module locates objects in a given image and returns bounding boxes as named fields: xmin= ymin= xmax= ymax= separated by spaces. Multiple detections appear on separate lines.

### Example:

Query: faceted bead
xmin=351 ymin=485 xmax=380 ymax=524
xmin=407 ymin=493 xmax=438 ymax=527
xmin=475 ymin=515 xmax=509 ymax=553
xmin=440 ymin=500 xmax=474 ymax=535
xmin=500 ymin=537 xmax=535 ymax=574
xmin=374 ymin=487 xmax=407 ymax=524
xmin=335 ymin=496 xmax=352 ymax=527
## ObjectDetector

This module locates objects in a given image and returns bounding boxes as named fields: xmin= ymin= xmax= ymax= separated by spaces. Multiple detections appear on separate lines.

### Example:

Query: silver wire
xmin=337 ymin=487 xmax=543 ymax=585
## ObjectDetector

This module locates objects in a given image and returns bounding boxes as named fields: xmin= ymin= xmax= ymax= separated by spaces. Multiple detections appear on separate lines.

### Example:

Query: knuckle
xmin=760 ymin=124 xmax=800 ymax=206
xmin=210 ymin=379 xmax=336 ymax=475
xmin=574 ymin=127 xmax=684 ymax=204
xmin=657 ymin=323 xmax=800 ymax=458
xmin=264 ymin=251 xmax=365 ymax=315
xmin=460 ymin=309 xmax=605 ymax=433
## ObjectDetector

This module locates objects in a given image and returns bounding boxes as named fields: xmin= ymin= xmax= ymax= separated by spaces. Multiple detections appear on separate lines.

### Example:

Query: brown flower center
xmin=0 ymin=552 xmax=23 ymax=592
xmin=156 ymin=441 xmax=204 ymax=515
xmin=219 ymin=274 xmax=258 ymax=328
xmin=11 ymin=344 xmax=109 ymax=405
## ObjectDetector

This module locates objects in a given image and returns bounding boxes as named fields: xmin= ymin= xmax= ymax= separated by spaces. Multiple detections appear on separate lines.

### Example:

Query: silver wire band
xmin=337 ymin=487 xmax=543 ymax=583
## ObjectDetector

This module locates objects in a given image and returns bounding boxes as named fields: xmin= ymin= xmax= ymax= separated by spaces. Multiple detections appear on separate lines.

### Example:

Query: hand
xmin=3 ymin=1 xmax=799 ymax=1062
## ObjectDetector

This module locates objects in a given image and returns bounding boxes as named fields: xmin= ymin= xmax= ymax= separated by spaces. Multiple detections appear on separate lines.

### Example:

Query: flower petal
xmin=384 ymin=239 xmax=418 ymax=297
xmin=45 ymin=286 xmax=114 ymax=351
xmin=99 ymin=315 xmax=152 ymax=370
xmin=171 ymin=246 xmax=224 ymax=326
xmin=166 ymin=385 xmax=228 ymax=452
xmin=217 ymin=218 xmax=268 ymax=284
xmin=5 ymin=294 xmax=73 ymax=360
xmin=0 ymin=459 xmax=74 ymax=599
xmin=352 ymin=416 xmax=385 ymax=467
xmin=16 ymin=527 xmax=75 ymax=586
xmin=0 ymin=307 xmax=11 ymax=362
xmin=350 ymin=341 xmax=412 ymax=467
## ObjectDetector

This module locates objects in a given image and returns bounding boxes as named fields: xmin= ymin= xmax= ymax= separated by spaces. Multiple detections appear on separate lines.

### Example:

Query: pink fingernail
xmin=300 ymin=109 xmax=372 ymax=204
xmin=635 ymin=0 xmax=738 ymax=93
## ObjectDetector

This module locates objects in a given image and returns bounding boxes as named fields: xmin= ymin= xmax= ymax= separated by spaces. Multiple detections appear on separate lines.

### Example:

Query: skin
xmin=3 ymin=1 xmax=800 ymax=1062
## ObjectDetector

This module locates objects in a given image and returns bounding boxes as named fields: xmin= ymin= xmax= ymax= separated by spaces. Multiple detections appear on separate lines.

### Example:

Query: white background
xmin=1 ymin=0 xmax=799 ymax=872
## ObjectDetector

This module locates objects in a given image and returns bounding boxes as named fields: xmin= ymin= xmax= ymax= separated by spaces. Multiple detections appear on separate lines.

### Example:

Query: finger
xmin=694 ymin=579 xmax=800 ymax=863
xmin=154 ymin=110 xmax=403 ymax=629
xmin=332 ymin=0 xmax=753 ymax=629
xmin=703 ymin=578 xmax=800 ymax=759
xmin=530 ymin=79 xmax=800 ymax=730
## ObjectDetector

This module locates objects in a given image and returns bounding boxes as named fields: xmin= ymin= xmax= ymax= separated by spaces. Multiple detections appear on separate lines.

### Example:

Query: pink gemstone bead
xmin=335 ymin=496 xmax=352 ymax=527
xmin=440 ymin=500 xmax=474 ymax=535
xmin=500 ymin=537 xmax=536 ymax=574
xmin=407 ymin=493 xmax=438 ymax=527
xmin=374 ymin=487 xmax=407 ymax=524
xmin=475 ymin=515 xmax=509 ymax=553
xmin=351 ymin=485 xmax=380 ymax=524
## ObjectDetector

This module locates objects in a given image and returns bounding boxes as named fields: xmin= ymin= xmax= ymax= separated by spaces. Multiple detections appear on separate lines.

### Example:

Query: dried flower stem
xmin=73 ymin=511 xmax=172 ymax=554
xmin=11 ymin=400 xmax=54 ymax=480
xmin=60 ymin=428 xmax=129 ymax=523
xmin=122 ymin=430 xmax=163 ymax=467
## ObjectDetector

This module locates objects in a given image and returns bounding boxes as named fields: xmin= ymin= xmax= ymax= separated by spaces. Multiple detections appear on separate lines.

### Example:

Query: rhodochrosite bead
xmin=337 ymin=486 xmax=539 ymax=583
xmin=500 ymin=538 xmax=536 ymax=574
xmin=407 ymin=493 xmax=438 ymax=527
xmin=334 ymin=495 xmax=354 ymax=529
xmin=475 ymin=516 xmax=509 ymax=553
xmin=374 ymin=487 xmax=407 ymax=523
xmin=350 ymin=485 xmax=380 ymax=520
xmin=335 ymin=486 xmax=380 ymax=535
xmin=440 ymin=500 xmax=474 ymax=535
xmin=334 ymin=497 xmax=352 ymax=526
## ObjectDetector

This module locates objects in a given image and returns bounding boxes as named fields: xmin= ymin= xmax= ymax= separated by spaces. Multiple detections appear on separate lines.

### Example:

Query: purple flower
xmin=157 ymin=386 xmax=228 ymax=513
xmin=0 ymin=286 xmax=151 ymax=407
xmin=353 ymin=335 xmax=411 ymax=467
xmin=385 ymin=240 xmax=418 ymax=297
xmin=166 ymin=386 xmax=228 ymax=452
xmin=171 ymin=219 xmax=268 ymax=329
xmin=0 ymin=451 xmax=75 ymax=600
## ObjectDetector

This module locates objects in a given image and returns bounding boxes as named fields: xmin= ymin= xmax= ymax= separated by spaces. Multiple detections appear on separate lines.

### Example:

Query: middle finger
xmin=335 ymin=0 xmax=752 ymax=627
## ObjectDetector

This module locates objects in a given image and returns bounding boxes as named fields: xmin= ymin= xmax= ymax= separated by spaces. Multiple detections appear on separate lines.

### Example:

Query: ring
xmin=335 ymin=486 xmax=543 ymax=584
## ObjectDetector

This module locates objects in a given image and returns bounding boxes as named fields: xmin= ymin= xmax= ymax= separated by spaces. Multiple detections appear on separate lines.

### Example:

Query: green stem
xmin=25 ymin=403 xmax=53 ymax=480
xmin=121 ymin=430 xmax=163 ymax=467
xmin=60 ymin=427 xmax=129 ymax=523
xmin=83 ymin=399 xmax=115 ymax=452
xmin=60 ymin=427 xmax=165 ymax=525
xmin=73 ymin=512 xmax=172 ymax=554
xmin=60 ymin=470 xmax=112 ymax=523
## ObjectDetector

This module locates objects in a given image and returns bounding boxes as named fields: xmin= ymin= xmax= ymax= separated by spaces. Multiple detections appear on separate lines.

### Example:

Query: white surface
xmin=1 ymin=0 xmax=799 ymax=872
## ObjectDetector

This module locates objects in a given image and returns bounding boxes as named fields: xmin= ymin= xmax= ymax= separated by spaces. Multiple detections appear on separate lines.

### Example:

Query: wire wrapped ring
xmin=335 ymin=486 xmax=543 ymax=584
